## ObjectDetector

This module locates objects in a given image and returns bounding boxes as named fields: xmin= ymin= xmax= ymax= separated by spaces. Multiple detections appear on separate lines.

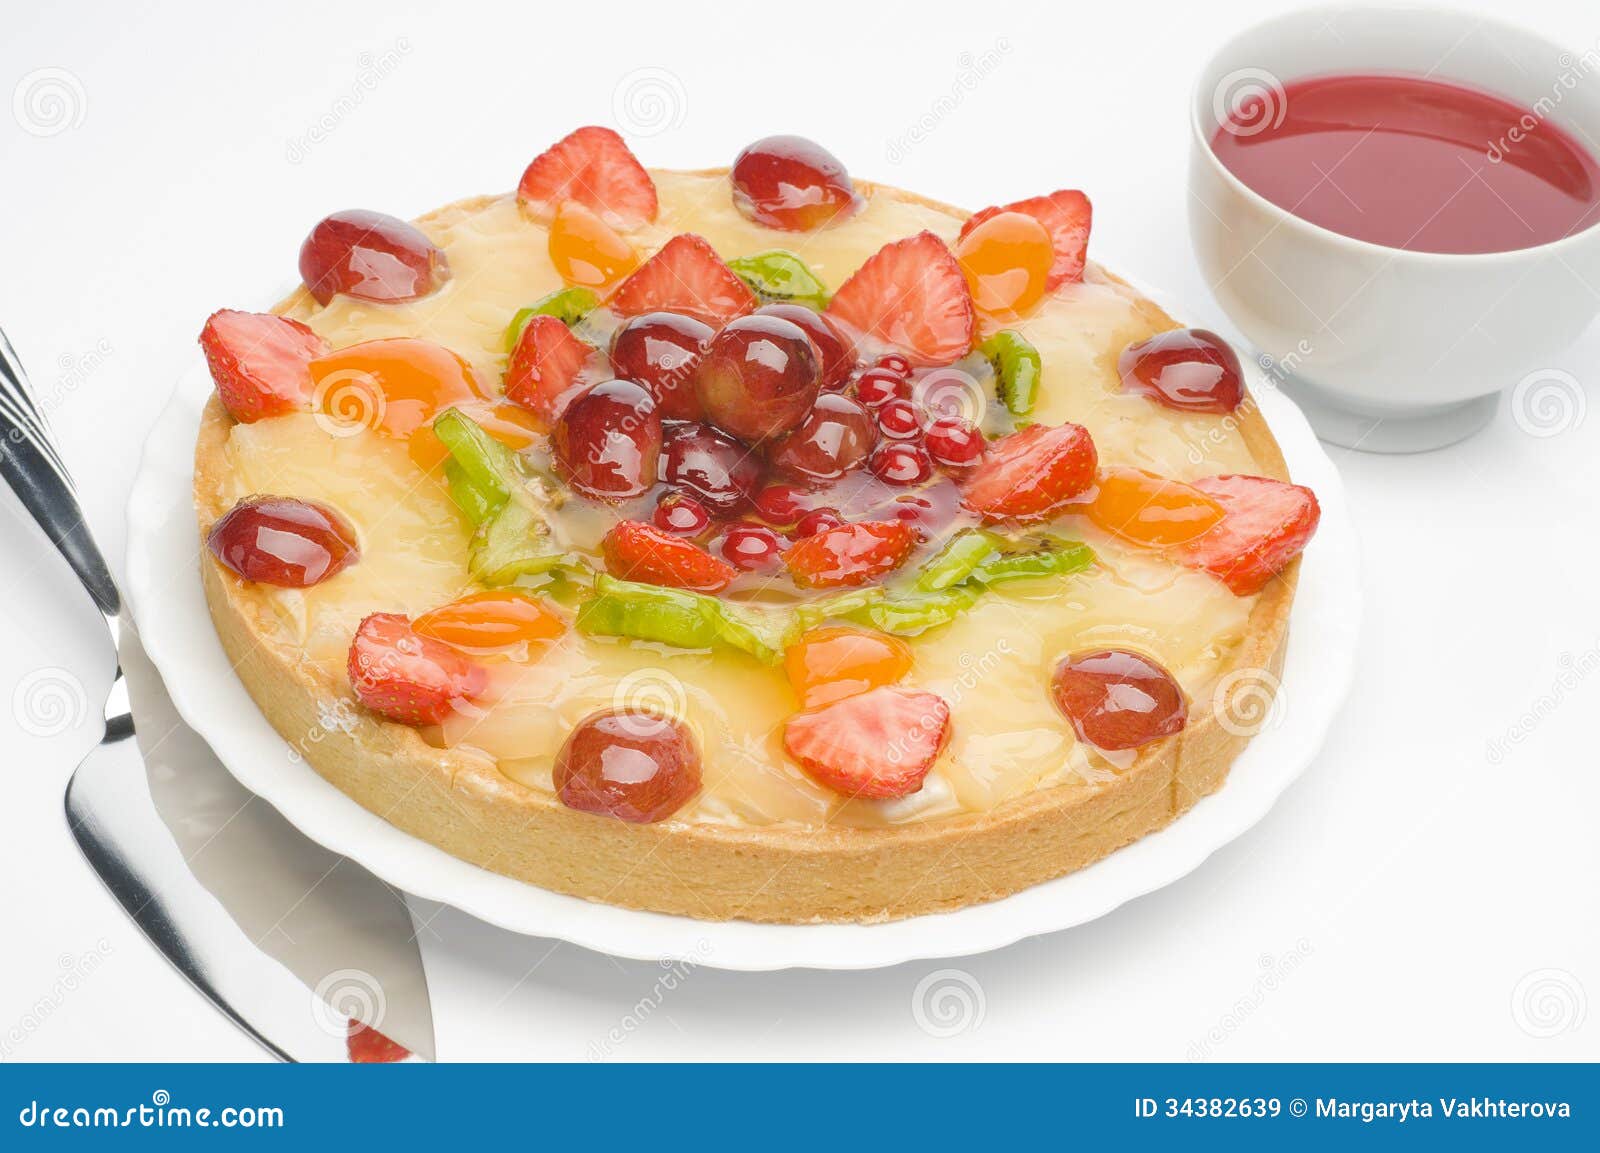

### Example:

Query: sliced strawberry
xmin=1173 ymin=475 xmax=1320 ymax=595
xmin=959 ymin=190 xmax=1092 ymax=288
xmin=960 ymin=423 xmax=1098 ymax=522
xmin=825 ymin=231 xmax=976 ymax=366
xmin=516 ymin=125 xmax=658 ymax=227
xmin=346 ymin=1021 xmax=411 ymax=1063
xmin=610 ymin=234 xmax=757 ymax=325
xmin=199 ymin=309 xmax=327 ymax=423
xmin=504 ymin=314 xmax=594 ymax=424
xmin=783 ymin=685 xmax=951 ymax=799
xmin=347 ymin=612 xmax=487 ymax=726
xmin=602 ymin=520 xmax=737 ymax=592
xmin=783 ymin=520 xmax=917 ymax=589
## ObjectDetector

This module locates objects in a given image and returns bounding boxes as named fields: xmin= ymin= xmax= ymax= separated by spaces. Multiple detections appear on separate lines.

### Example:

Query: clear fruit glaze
xmin=199 ymin=141 xmax=1315 ymax=830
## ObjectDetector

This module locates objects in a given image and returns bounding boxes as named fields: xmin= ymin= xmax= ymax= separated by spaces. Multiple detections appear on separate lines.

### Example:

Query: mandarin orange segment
xmin=1085 ymin=467 xmax=1227 ymax=548
xmin=784 ymin=625 xmax=914 ymax=708
xmin=413 ymin=589 xmax=565 ymax=653
xmin=954 ymin=210 xmax=1054 ymax=319
xmin=309 ymin=338 xmax=488 ymax=441
xmin=548 ymin=200 xmax=639 ymax=289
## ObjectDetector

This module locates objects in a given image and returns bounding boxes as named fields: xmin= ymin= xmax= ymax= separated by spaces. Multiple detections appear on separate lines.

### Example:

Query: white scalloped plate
xmin=127 ymin=340 xmax=1359 ymax=972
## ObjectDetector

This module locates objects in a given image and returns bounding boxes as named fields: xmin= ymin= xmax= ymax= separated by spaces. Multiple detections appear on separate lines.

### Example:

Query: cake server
xmin=0 ymin=327 xmax=434 ymax=1062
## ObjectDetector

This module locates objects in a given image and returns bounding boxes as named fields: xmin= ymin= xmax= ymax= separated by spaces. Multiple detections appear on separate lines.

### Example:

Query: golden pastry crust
xmin=194 ymin=180 xmax=1298 ymax=924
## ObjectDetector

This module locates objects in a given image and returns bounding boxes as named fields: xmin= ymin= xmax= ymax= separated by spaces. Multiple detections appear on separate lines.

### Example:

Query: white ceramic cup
xmin=1189 ymin=4 xmax=1600 ymax=452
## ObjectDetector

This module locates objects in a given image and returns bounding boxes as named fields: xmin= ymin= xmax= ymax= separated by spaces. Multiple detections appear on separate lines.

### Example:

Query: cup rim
xmin=1189 ymin=1 xmax=1600 ymax=263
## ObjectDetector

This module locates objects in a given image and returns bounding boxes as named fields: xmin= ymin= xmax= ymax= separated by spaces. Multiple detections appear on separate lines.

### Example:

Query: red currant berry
xmin=855 ymin=369 xmax=911 ymax=408
xmin=924 ymin=416 xmax=985 ymax=467
xmin=653 ymin=492 xmax=712 ymax=536
xmin=793 ymin=509 xmax=843 ymax=538
xmin=869 ymin=442 xmax=934 ymax=486
xmin=875 ymin=398 xmax=925 ymax=440
xmin=718 ymin=524 xmax=786 ymax=571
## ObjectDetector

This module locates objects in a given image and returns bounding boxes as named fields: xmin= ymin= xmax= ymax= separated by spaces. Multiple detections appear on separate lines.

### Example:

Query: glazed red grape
xmin=718 ymin=524 xmax=785 ymax=572
xmin=869 ymin=442 xmax=934 ymax=486
xmin=730 ymin=136 xmax=861 ymax=231
xmin=1117 ymin=328 xmax=1244 ymax=414
xmin=694 ymin=314 xmax=823 ymax=442
xmin=609 ymin=311 xmax=713 ymax=422
xmin=1050 ymin=649 xmax=1188 ymax=751
xmin=873 ymin=353 xmax=911 ymax=377
xmin=875 ymin=398 xmax=924 ymax=440
xmin=661 ymin=423 xmax=762 ymax=512
xmin=654 ymin=491 xmax=711 ymax=536
xmin=855 ymin=369 xmax=911 ymax=408
xmin=924 ymin=416 xmax=985 ymax=467
xmin=769 ymin=394 xmax=876 ymax=482
xmin=755 ymin=303 xmax=856 ymax=390
xmin=794 ymin=509 xmax=843 ymax=537
xmin=554 ymin=708 xmax=701 ymax=823
xmin=298 ymin=210 xmax=448 ymax=306
xmin=207 ymin=496 xmax=359 ymax=587
xmin=554 ymin=378 xmax=661 ymax=500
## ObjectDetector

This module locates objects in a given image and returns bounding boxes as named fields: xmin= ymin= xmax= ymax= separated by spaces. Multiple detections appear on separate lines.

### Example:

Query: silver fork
xmin=0 ymin=330 xmax=432 ymax=1061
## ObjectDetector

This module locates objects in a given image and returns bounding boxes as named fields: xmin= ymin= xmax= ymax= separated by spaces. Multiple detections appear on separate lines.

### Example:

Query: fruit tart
xmin=193 ymin=127 xmax=1320 ymax=923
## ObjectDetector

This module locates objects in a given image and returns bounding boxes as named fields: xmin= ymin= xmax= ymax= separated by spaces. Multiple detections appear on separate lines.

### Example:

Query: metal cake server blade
xmin=0 ymin=327 xmax=434 ymax=1062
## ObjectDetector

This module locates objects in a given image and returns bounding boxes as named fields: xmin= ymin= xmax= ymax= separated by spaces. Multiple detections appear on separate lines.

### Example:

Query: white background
xmin=1 ymin=0 xmax=1596 ymax=1060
